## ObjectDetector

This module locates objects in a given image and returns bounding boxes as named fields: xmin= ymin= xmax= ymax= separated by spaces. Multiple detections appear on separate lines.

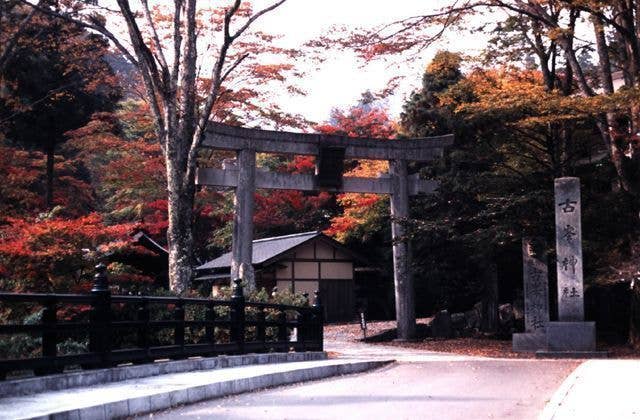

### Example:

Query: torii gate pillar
xmin=230 ymin=148 xmax=256 ymax=291
xmin=390 ymin=159 xmax=415 ymax=340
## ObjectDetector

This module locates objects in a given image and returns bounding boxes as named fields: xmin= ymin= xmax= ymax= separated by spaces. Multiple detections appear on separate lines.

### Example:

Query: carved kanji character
xmin=561 ymin=255 xmax=578 ymax=275
xmin=558 ymin=198 xmax=578 ymax=213
xmin=562 ymin=224 xmax=577 ymax=243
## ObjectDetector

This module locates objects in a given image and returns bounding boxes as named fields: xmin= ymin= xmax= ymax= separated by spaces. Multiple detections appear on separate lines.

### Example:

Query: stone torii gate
xmin=196 ymin=122 xmax=453 ymax=340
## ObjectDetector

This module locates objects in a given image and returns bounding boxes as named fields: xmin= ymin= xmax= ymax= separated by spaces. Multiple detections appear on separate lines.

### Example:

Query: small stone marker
xmin=554 ymin=177 xmax=584 ymax=321
xmin=522 ymin=238 xmax=549 ymax=333
xmin=513 ymin=238 xmax=549 ymax=352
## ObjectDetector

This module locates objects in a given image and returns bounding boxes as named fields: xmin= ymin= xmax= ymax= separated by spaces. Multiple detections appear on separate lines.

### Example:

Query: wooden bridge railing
xmin=0 ymin=264 xmax=323 ymax=379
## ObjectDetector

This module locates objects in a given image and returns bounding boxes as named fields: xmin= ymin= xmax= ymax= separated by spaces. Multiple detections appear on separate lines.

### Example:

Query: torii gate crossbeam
xmin=196 ymin=122 xmax=453 ymax=341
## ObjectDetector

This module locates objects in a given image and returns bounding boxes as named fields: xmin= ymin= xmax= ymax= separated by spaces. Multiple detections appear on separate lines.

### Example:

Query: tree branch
xmin=114 ymin=0 xmax=167 ymax=149
xmin=186 ymin=0 xmax=288 ymax=185
xmin=220 ymin=53 xmax=249 ymax=85
xmin=177 ymin=0 xmax=197 ymax=146
xmin=230 ymin=0 xmax=287 ymax=40
xmin=171 ymin=0 xmax=183 ymax=94
xmin=140 ymin=0 xmax=169 ymax=75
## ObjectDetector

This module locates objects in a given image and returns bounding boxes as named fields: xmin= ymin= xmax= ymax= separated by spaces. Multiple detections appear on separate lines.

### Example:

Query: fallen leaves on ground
xmin=325 ymin=319 xmax=640 ymax=359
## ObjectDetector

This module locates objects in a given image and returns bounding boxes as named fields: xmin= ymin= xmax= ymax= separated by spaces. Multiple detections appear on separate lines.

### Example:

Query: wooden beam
xmin=202 ymin=122 xmax=453 ymax=162
xmin=196 ymin=168 xmax=439 ymax=195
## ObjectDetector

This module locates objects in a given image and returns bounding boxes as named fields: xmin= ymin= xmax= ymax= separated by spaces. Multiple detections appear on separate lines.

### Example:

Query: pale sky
xmin=250 ymin=0 xmax=493 ymax=123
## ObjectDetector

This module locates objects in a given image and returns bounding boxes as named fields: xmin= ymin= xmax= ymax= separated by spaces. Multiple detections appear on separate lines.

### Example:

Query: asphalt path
xmin=148 ymin=357 xmax=578 ymax=420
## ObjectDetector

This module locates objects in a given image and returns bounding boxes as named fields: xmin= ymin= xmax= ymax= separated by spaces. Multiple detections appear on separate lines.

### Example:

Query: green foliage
xmin=0 ymin=307 xmax=42 ymax=360
xmin=0 ymin=334 xmax=41 ymax=360
xmin=57 ymin=338 xmax=88 ymax=356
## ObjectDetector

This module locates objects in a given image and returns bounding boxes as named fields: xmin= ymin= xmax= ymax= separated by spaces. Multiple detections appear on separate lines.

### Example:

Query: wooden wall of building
xmin=271 ymin=240 xmax=355 ymax=322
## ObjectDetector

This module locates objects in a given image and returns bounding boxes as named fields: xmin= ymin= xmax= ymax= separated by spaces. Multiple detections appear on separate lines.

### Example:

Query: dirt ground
xmin=324 ymin=319 xmax=640 ymax=359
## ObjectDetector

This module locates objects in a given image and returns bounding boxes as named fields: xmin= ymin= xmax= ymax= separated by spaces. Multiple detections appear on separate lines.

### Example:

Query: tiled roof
xmin=196 ymin=231 xmax=321 ymax=270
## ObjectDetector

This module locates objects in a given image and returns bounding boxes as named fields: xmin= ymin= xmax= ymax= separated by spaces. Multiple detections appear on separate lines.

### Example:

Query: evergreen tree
xmin=400 ymin=51 xmax=465 ymax=138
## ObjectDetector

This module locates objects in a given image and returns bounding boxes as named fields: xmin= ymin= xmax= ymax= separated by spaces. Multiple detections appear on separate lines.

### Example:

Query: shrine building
xmin=195 ymin=231 xmax=367 ymax=322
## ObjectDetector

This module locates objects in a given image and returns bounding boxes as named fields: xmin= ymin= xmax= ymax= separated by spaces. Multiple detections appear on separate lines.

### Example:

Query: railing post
xmin=36 ymin=297 xmax=61 ymax=375
xmin=173 ymin=298 xmax=185 ymax=358
xmin=230 ymin=279 xmax=245 ymax=354
xmin=137 ymin=298 xmax=150 ymax=362
xmin=42 ymin=297 xmax=57 ymax=358
xmin=313 ymin=291 xmax=324 ymax=351
xmin=90 ymin=263 xmax=111 ymax=368
xmin=297 ymin=293 xmax=309 ymax=351
xmin=205 ymin=300 xmax=216 ymax=355
xmin=278 ymin=307 xmax=288 ymax=351
xmin=257 ymin=304 xmax=266 ymax=352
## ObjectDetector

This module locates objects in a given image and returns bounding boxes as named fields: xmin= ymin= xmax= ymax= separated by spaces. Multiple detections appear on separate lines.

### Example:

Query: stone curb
xmin=22 ymin=359 xmax=392 ymax=420
xmin=538 ymin=360 xmax=588 ymax=420
xmin=1 ymin=352 xmax=327 ymax=398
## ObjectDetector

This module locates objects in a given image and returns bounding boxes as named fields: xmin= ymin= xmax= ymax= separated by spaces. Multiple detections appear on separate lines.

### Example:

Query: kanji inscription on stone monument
xmin=554 ymin=177 xmax=584 ymax=321
xmin=522 ymin=238 xmax=549 ymax=333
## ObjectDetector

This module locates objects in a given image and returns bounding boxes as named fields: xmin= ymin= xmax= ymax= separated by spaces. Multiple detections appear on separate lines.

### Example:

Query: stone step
xmin=0 ymin=358 xmax=392 ymax=420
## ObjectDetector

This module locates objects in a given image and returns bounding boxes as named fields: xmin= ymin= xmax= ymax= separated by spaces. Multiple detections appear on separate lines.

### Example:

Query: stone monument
xmin=545 ymin=177 xmax=596 ymax=352
xmin=513 ymin=238 xmax=549 ymax=352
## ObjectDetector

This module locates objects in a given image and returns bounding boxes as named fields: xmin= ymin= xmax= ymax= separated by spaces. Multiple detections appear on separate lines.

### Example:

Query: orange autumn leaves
xmin=318 ymin=106 xmax=396 ymax=241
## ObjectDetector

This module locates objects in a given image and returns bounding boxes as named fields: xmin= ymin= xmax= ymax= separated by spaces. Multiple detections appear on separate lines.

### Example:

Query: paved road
xmin=541 ymin=359 xmax=640 ymax=420
xmin=149 ymin=341 xmax=579 ymax=420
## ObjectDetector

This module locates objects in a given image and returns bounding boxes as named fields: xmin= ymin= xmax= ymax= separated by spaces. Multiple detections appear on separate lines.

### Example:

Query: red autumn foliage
xmin=288 ymin=155 xmax=316 ymax=174
xmin=0 ymin=145 xmax=45 ymax=215
xmin=0 ymin=213 xmax=134 ymax=292
xmin=0 ymin=104 xmax=172 ymax=293
xmin=254 ymin=190 xmax=333 ymax=234
xmin=0 ymin=145 xmax=95 ymax=218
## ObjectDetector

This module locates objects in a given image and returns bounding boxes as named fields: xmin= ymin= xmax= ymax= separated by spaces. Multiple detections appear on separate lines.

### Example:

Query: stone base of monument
xmin=535 ymin=350 xmax=609 ymax=359
xmin=545 ymin=321 xmax=596 ymax=352
xmin=512 ymin=332 xmax=547 ymax=352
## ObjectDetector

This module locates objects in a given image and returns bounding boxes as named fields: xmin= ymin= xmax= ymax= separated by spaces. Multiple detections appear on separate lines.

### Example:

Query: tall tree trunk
xmin=614 ymin=2 xmax=640 ymax=133
xmin=166 ymin=136 xmax=195 ymax=294
xmin=557 ymin=36 xmax=594 ymax=97
xmin=45 ymin=141 xmax=54 ymax=209
xmin=555 ymin=28 xmax=639 ymax=195
xmin=591 ymin=11 xmax=640 ymax=197
xmin=556 ymin=61 xmax=574 ymax=176
xmin=560 ymin=121 xmax=573 ymax=175
xmin=616 ymin=2 xmax=640 ymax=85
xmin=531 ymin=20 xmax=554 ymax=91
xmin=592 ymin=15 xmax=615 ymax=95
xmin=21 ymin=0 xmax=289 ymax=297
